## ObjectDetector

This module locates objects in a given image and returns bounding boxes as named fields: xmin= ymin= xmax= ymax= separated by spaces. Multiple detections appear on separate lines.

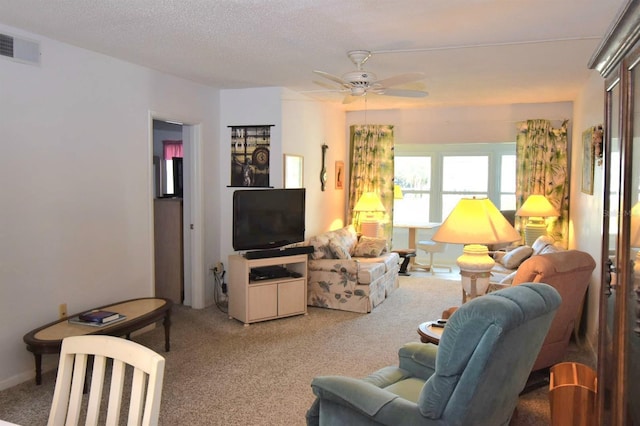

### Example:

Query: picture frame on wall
xmin=283 ymin=154 xmax=304 ymax=188
xmin=335 ymin=161 xmax=344 ymax=190
xmin=581 ymin=127 xmax=595 ymax=195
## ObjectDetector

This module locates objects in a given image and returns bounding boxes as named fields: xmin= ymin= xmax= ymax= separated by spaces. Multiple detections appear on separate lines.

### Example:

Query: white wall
xmin=281 ymin=90 xmax=347 ymax=236
xmin=218 ymin=88 xmax=346 ymax=266
xmin=571 ymin=70 xmax=607 ymax=349
xmin=0 ymin=24 xmax=219 ymax=389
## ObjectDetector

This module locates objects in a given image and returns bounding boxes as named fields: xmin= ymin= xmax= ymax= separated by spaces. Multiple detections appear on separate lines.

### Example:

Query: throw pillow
xmin=353 ymin=236 xmax=387 ymax=258
xmin=500 ymin=245 xmax=534 ymax=269
xmin=531 ymin=235 xmax=556 ymax=255
xmin=328 ymin=238 xmax=351 ymax=259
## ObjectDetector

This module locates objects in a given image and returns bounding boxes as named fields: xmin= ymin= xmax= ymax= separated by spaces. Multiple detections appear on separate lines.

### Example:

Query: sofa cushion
xmin=358 ymin=252 xmax=400 ymax=273
xmin=354 ymin=236 xmax=387 ymax=257
xmin=500 ymin=245 xmax=533 ymax=269
xmin=357 ymin=262 xmax=386 ymax=285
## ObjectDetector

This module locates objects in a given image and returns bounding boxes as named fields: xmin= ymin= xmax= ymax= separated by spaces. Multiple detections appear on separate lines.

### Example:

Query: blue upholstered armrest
xmin=398 ymin=342 xmax=438 ymax=380
xmin=310 ymin=376 xmax=428 ymax=425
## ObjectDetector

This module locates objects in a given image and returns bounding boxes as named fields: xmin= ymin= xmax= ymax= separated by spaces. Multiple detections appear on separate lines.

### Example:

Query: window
xmin=394 ymin=156 xmax=431 ymax=225
xmin=394 ymin=143 xmax=516 ymax=223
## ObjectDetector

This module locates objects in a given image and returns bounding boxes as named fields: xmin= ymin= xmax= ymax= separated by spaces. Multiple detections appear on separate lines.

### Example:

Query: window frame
xmin=395 ymin=142 xmax=516 ymax=222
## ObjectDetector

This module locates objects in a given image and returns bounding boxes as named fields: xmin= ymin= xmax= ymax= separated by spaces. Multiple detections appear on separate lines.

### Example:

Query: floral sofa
xmin=306 ymin=226 xmax=400 ymax=313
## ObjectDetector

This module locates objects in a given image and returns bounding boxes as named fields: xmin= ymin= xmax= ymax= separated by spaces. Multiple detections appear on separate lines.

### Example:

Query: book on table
xmin=68 ymin=310 xmax=126 ymax=327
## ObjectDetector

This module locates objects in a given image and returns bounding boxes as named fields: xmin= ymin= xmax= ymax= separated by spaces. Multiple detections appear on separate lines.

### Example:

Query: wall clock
xmin=252 ymin=146 xmax=269 ymax=169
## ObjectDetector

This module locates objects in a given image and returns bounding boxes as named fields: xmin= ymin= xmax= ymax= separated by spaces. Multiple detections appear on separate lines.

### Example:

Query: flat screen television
xmin=232 ymin=188 xmax=306 ymax=251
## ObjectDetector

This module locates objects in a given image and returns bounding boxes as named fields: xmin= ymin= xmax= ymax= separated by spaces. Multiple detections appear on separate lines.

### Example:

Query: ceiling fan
xmin=313 ymin=50 xmax=428 ymax=104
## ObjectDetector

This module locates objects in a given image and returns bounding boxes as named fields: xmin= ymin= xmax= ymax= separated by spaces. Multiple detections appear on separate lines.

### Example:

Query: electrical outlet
xmin=59 ymin=303 xmax=67 ymax=319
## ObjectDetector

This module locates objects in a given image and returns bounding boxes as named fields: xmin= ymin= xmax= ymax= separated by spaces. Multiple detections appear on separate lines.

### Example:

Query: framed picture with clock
xmin=229 ymin=125 xmax=273 ymax=187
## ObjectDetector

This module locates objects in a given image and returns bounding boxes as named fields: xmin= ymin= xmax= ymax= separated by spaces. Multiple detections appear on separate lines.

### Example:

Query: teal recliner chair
xmin=306 ymin=283 xmax=561 ymax=426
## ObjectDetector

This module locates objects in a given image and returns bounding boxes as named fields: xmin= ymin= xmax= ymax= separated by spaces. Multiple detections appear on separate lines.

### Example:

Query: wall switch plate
xmin=59 ymin=303 xmax=67 ymax=319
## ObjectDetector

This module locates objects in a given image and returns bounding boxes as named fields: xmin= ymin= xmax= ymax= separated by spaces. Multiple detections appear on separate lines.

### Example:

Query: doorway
xmin=151 ymin=117 xmax=204 ymax=308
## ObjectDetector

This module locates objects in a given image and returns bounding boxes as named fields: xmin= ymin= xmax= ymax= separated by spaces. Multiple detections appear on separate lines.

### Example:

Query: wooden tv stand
xmin=228 ymin=253 xmax=307 ymax=325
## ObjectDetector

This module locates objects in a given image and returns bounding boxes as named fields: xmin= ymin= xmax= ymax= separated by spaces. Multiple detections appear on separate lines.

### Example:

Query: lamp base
xmin=457 ymin=244 xmax=495 ymax=302
xmin=360 ymin=221 xmax=381 ymax=238
xmin=524 ymin=217 xmax=547 ymax=246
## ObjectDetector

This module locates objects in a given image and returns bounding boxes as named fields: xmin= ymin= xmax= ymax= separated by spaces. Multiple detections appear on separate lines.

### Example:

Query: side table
xmin=417 ymin=321 xmax=444 ymax=345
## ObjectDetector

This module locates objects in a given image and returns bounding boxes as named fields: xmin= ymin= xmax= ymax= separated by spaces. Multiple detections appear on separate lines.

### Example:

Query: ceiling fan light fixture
xmin=351 ymin=86 xmax=366 ymax=96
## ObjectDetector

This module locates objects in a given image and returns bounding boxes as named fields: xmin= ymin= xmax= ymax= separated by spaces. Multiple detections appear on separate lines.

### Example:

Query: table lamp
xmin=394 ymin=184 xmax=404 ymax=199
xmin=432 ymin=197 xmax=521 ymax=301
xmin=354 ymin=192 xmax=386 ymax=237
xmin=516 ymin=194 xmax=559 ymax=246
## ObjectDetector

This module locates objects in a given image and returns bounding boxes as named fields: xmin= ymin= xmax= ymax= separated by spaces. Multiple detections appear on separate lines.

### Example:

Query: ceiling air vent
xmin=0 ymin=33 xmax=40 ymax=65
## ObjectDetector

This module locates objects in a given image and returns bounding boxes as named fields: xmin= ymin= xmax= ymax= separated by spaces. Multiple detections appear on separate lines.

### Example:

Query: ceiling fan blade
xmin=313 ymin=70 xmax=349 ymax=87
xmin=375 ymin=72 xmax=425 ymax=88
xmin=313 ymin=80 xmax=344 ymax=91
xmin=380 ymin=88 xmax=429 ymax=98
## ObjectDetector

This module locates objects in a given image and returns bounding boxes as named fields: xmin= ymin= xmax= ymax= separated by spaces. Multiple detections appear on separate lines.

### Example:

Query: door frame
xmin=149 ymin=112 xmax=205 ymax=309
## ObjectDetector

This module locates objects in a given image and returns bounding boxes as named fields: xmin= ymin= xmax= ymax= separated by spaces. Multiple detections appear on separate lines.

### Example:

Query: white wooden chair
xmin=48 ymin=335 xmax=165 ymax=426
xmin=416 ymin=240 xmax=452 ymax=274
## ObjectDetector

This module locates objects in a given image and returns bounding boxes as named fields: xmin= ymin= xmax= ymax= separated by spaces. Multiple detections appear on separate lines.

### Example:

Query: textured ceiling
xmin=0 ymin=0 xmax=627 ymax=110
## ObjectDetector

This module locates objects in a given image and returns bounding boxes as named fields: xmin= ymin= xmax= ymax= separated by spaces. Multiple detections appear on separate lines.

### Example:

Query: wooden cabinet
xmin=228 ymin=254 xmax=307 ymax=325
xmin=589 ymin=2 xmax=640 ymax=423
xmin=154 ymin=198 xmax=183 ymax=304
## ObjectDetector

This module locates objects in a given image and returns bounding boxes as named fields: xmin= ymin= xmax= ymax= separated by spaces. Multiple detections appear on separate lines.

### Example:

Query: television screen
xmin=232 ymin=189 xmax=306 ymax=251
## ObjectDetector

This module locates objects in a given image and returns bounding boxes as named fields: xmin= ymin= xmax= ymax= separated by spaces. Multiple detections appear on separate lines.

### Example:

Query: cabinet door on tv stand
xmin=248 ymin=285 xmax=278 ymax=322
xmin=278 ymin=280 xmax=306 ymax=316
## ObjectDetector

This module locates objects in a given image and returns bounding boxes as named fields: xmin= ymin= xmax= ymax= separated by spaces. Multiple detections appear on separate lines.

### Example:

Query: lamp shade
xmin=433 ymin=197 xmax=521 ymax=245
xmin=354 ymin=192 xmax=386 ymax=213
xmin=516 ymin=195 xmax=559 ymax=217
xmin=394 ymin=184 xmax=404 ymax=200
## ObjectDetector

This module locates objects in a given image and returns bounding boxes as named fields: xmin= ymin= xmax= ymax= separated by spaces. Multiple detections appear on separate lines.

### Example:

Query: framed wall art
xmin=581 ymin=127 xmax=595 ymax=195
xmin=335 ymin=161 xmax=344 ymax=190
xmin=229 ymin=125 xmax=273 ymax=187
xmin=283 ymin=154 xmax=304 ymax=188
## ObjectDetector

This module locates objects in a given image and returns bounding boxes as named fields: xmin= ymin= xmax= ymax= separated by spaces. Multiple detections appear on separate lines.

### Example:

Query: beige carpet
xmin=0 ymin=275 xmax=581 ymax=425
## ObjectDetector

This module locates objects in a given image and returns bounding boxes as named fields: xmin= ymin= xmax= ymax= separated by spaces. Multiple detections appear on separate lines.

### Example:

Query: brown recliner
xmin=511 ymin=249 xmax=596 ymax=371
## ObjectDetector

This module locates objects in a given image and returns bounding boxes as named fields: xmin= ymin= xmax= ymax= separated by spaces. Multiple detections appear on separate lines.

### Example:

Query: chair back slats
xmin=128 ymin=368 xmax=148 ymax=425
xmin=66 ymin=354 xmax=88 ymax=425
xmin=105 ymin=359 xmax=127 ymax=425
xmin=85 ymin=355 xmax=107 ymax=426
xmin=47 ymin=335 xmax=165 ymax=426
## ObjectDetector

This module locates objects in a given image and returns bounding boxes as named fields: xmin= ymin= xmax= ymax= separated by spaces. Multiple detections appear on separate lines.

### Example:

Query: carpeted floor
xmin=0 ymin=274 xmax=593 ymax=425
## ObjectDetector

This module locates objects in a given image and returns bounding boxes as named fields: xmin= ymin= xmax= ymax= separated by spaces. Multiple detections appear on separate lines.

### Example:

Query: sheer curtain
xmin=516 ymin=119 xmax=569 ymax=247
xmin=348 ymin=125 xmax=395 ymax=240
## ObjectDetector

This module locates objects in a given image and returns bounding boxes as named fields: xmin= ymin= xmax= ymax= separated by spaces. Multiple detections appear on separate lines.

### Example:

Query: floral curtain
xmin=516 ymin=119 xmax=569 ymax=248
xmin=348 ymin=125 xmax=395 ymax=241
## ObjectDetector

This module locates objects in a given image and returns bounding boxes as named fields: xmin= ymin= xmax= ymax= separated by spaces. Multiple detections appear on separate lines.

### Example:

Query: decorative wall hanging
xmin=320 ymin=144 xmax=328 ymax=191
xmin=335 ymin=161 xmax=344 ymax=190
xmin=229 ymin=125 xmax=273 ymax=187
xmin=592 ymin=124 xmax=604 ymax=166
xmin=581 ymin=126 xmax=595 ymax=195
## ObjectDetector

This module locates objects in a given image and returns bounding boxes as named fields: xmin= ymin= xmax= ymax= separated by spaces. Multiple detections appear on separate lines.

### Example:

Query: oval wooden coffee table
xmin=417 ymin=321 xmax=444 ymax=345
xmin=23 ymin=297 xmax=172 ymax=385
